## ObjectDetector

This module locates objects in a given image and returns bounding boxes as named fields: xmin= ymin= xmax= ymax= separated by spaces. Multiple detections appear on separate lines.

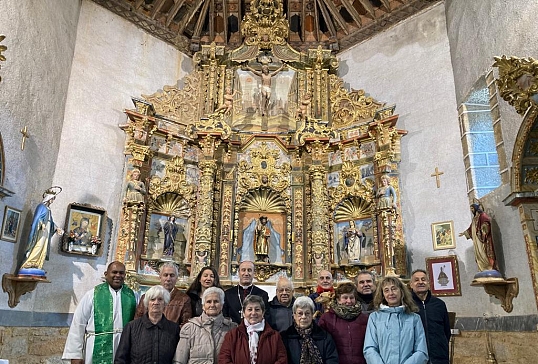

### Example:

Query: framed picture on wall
xmin=426 ymin=255 xmax=462 ymax=296
xmin=431 ymin=220 xmax=456 ymax=250
xmin=61 ymin=203 xmax=106 ymax=257
xmin=1 ymin=206 xmax=22 ymax=243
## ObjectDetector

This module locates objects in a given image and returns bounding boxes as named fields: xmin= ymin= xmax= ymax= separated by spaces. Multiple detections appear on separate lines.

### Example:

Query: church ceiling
xmin=91 ymin=0 xmax=440 ymax=55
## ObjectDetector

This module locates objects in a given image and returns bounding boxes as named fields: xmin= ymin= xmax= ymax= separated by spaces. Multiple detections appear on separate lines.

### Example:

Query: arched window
xmin=459 ymin=72 xmax=507 ymax=198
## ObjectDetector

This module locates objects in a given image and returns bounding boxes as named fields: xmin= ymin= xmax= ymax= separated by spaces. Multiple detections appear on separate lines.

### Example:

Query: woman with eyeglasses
xmin=281 ymin=296 xmax=338 ymax=364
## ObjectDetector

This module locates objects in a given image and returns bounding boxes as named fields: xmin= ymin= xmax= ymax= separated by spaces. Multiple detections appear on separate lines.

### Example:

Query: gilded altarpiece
xmin=116 ymin=0 xmax=409 ymax=290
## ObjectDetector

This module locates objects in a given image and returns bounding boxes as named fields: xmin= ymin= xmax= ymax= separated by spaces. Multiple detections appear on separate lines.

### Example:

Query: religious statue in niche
xmin=146 ymin=213 xmax=188 ymax=261
xmin=345 ymin=220 xmax=365 ymax=262
xmin=124 ymin=168 xmax=146 ymax=203
xmin=334 ymin=219 xmax=375 ymax=265
xmin=239 ymin=214 xmax=284 ymax=263
xmin=459 ymin=203 xmax=503 ymax=282
xmin=18 ymin=187 xmax=64 ymax=278
xmin=376 ymin=174 xmax=397 ymax=210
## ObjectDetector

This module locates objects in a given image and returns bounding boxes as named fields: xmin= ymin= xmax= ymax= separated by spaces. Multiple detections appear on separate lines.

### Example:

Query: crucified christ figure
xmin=244 ymin=63 xmax=285 ymax=116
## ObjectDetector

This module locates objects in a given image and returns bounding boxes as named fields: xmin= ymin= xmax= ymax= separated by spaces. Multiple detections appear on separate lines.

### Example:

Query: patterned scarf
xmin=331 ymin=301 xmax=362 ymax=320
xmin=245 ymin=319 xmax=265 ymax=364
xmin=294 ymin=322 xmax=323 ymax=364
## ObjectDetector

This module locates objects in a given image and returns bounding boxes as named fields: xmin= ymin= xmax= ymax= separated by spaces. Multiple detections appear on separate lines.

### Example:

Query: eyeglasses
xmin=277 ymin=288 xmax=292 ymax=293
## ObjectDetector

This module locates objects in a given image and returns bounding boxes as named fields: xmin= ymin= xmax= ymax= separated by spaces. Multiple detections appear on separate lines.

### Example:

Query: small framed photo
xmin=1 ymin=206 xmax=22 ymax=242
xmin=426 ymin=255 xmax=461 ymax=296
xmin=61 ymin=203 xmax=106 ymax=257
xmin=431 ymin=220 xmax=456 ymax=250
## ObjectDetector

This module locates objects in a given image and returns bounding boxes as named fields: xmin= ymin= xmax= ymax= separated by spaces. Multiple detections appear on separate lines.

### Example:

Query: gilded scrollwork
xmin=241 ymin=0 xmax=288 ymax=49
xmin=329 ymin=75 xmax=385 ymax=128
xmin=142 ymin=72 xmax=202 ymax=125
xmin=186 ymin=114 xmax=232 ymax=140
xmin=296 ymin=119 xmax=337 ymax=146
xmin=237 ymin=142 xmax=291 ymax=198
xmin=148 ymin=156 xmax=195 ymax=204
xmin=328 ymin=161 xmax=375 ymax=212
xmin=493 ymin=56 xmax=538 ymax=115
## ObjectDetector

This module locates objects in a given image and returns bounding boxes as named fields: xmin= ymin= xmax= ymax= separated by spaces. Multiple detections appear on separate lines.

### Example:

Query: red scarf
xmin=316 ymin=286 xmax=335 ymax=295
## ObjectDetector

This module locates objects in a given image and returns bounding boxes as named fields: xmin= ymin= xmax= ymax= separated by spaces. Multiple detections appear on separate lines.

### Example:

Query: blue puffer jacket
xmin=363 ymin=305 xmax=428 ymax=364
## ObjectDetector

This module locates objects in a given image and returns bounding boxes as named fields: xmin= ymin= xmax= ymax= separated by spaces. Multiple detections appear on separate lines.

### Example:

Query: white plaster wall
xmin=337 ymin=3 xmax=529 ymax=316
xmin=44 ymin=0 xmax=193 ymax=313
xmin=1 ymin=0 xmax=193 ymax=313
xmin=445 ymin=0 xmax=538 ymax=313
xmin=0 ymin=0 xmax=81 ymax=311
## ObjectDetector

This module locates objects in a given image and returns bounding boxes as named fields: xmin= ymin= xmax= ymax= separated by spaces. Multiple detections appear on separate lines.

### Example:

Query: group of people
xmin=62 ymin=260 xmax=451 ymax=364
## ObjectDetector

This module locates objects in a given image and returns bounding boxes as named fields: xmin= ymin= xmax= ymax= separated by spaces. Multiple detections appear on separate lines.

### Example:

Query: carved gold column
xmin=192 ymin=159 xmax=218 ymax=276
xmin=309 ymin=164 xmax=330 ymax=279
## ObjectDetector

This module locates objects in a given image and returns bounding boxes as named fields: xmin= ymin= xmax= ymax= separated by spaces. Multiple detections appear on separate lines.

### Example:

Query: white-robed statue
xmin=240 ymin=216 xmax=283 ymax=263
xmin=18 ymin=186 xmax=64 ymax=278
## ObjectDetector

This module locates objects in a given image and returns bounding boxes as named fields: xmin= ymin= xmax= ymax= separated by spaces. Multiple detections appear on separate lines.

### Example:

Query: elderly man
xmin=62 ymin=261 xmax=136 ymax=364
xmin=223 ymin=260 xmax=269 ymax=324
xmin=410 ymin=269 xmax=451 ymax=364
xmin=268 ymin=277 xmax=295 ymax=331
xmin=135 ymin=262 xmax=192 ymax=326
xmin=309 ymin=270 xmax=334 ymax=320
xmin=355 ymin=270 xmax=376 ymax=313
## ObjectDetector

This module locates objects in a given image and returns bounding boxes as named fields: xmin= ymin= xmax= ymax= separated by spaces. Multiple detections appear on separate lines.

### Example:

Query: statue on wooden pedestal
xmin=459 ymin=203 xmax=502 ymax=281
xmin=18 ymin=187 xmax=64 ymax=278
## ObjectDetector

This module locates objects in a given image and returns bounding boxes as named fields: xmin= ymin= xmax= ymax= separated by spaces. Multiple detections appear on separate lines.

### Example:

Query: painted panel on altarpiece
xmin=334 ymin=219 xmax=375 ymax=265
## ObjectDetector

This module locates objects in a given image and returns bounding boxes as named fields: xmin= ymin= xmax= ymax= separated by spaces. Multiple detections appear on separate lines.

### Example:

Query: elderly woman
xmin=281 ymin=296 xmax=338 ymax=364
xmin=174 ymin=287 xmax=236 ymax=363
xmin=186 ymin=266 xmax=221 ymax=317
xmin=318 ymin=283 xmax=369 ymax=364
xmin=218 ymin=295 xmax=287 ymax=364
xmin=115 ymin=285 xmax=179 ymax=364
xmin=363 ymin=277 xmax=428 ymax=364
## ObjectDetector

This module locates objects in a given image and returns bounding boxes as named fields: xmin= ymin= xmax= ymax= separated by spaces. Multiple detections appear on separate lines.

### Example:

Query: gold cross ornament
xmin=20 ymin=126 xmax=30 ymax=150
xmin=430 ymin=166 xmax=444 ymax=188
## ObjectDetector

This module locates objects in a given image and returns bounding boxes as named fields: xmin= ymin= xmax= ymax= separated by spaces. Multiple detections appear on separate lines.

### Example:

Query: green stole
xmin=92 ymin=282 xmax=136 ymax=364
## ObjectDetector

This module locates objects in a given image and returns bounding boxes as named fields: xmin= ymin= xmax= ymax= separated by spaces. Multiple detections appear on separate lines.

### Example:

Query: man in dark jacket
xmin=410 ymin=269 xmax=451 ymax=364
xmin=355 ymin=270 xmax=376 ymax=313
xmin=223 ymin=260 xmax=270 ymax=324
xmin=268 ymin=277 xmax=295 ymax=331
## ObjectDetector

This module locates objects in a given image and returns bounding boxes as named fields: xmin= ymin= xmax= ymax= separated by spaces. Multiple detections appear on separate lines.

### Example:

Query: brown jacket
xmin=218 ymin=321 xmax=287 ymax=364
xmin=135 ymin=288 xmax=192 ymax=327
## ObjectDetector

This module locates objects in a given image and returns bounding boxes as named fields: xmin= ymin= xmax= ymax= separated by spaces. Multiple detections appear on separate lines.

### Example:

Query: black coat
xmin=222 ymin=285 xmax=270 ymax=324
xmin=114 ymin=313 xmax=179 ymax=364
xmin=412 ymin=290 xmax=451 ymax=364
xmin=281 ymin=323 xmax=339 ymax=364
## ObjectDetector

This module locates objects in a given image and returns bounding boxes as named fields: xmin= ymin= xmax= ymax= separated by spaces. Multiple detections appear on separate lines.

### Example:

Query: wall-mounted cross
xmin=20 ymin=126 xmax=30 ymax=151
xmin=431 ymin=167 xmax=444 ymax=188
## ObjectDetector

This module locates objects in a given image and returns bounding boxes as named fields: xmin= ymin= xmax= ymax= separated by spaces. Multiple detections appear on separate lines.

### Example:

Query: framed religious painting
xmin=426 ymin=255 xmax=462 ymax=296
xmin=61 ymin=203 xmax=106 ymax=257
xmin=431 ymin=220 xmax=456 ymax=250
xmin=1 ymin=206 xmax=22 ymax=243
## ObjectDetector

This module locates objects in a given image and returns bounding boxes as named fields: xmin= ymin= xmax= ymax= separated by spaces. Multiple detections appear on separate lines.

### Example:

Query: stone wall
xmin=1 ymin=326 xmax=537 ymax=363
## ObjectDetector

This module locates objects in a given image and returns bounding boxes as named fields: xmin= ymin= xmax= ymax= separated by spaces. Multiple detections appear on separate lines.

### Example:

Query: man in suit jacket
xmin=223 ymin=260 xmax=270 ymax=324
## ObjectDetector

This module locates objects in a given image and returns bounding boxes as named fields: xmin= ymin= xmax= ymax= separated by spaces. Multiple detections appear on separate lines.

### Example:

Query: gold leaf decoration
xmin=240 ymin=187 xmax=286 ymax=213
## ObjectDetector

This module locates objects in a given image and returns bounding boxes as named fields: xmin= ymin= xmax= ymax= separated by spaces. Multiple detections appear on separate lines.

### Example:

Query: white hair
xmin=202 ymin=287 xmax=225 ymax=304
xmin=293 ymin=296 xmax=315 ymax=314
xmin=143 ymin=285 xmax=170 ymax=308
